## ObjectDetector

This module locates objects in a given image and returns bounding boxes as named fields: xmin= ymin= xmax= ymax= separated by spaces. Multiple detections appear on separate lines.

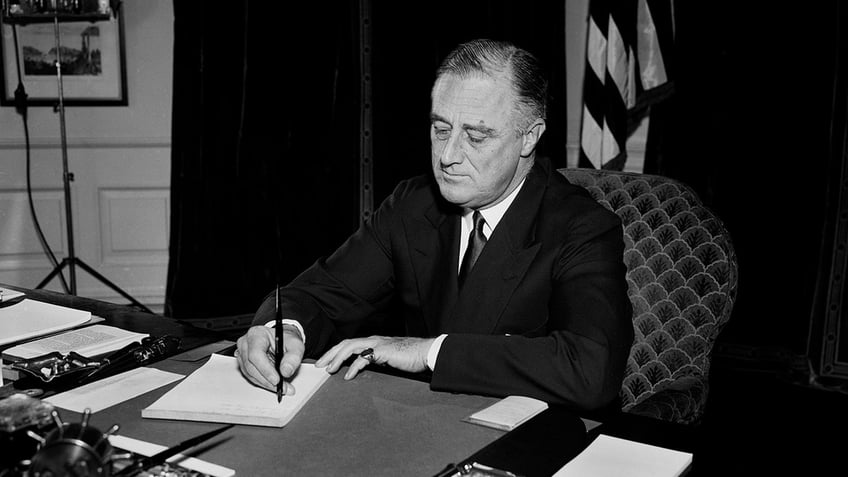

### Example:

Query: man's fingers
xmin=279 ymin=330 xmax=305 ymax=379
xmin=240 ymin=356 xmax=276 ymax=390
xmin=235 ymin=326 xmax=286 ymax=389
xmin=314 ymin=342 xmax=343 ymax=370
xmin=344 ymin=354 xmax=373 ymax=380
xmin=317 ymin=339 xmax=382 ymax=374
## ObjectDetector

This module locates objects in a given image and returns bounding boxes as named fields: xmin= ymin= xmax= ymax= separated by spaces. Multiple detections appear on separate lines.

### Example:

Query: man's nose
xmin=439 ymin=133 xmax=462 ymax=165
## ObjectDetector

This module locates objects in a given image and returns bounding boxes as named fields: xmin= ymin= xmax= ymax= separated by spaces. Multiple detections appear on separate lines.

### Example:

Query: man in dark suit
xmin=235 ymin=39 xmax=633 ymax=411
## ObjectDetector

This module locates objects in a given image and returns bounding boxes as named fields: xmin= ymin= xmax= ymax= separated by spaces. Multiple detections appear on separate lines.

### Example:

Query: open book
xmin=2 ymin=324 xmax=148 ymax=361
xmin=142 ymin=354 xmax=331 ymax=427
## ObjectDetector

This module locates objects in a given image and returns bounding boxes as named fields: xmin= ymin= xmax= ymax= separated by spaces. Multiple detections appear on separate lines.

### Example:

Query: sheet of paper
xmin=142 ymin=354 xmax=330 ymax=427
xmin=45 ymin=367 xmax=184 ymax=413
xmin=109 ymin=434 xmax=235 ymax=477
xmin=463 ymin=395 xmax=548 ymax=431
xmin=0 ymin=299 xmax=91 ymax=346
xmin=553 ymin=434 xmax=692 ymax=477
xmin=0 ymin=287 xmax=25 ymax=302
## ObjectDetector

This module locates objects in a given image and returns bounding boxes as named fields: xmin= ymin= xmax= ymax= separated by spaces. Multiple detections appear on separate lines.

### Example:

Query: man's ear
xmin=520 ymin=119 xmax=546 ymax=157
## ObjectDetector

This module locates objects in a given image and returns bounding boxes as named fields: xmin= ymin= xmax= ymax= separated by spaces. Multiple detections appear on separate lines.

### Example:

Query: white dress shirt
xmin=427 ymin=178 xmax=526 ymax=370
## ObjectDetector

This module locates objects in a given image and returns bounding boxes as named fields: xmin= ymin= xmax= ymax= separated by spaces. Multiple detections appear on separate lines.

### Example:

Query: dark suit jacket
xmin=254 ymin=157 xmax=633 ymax=410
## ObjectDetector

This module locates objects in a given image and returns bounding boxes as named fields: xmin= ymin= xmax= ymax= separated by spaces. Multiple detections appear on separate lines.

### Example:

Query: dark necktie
xmin=458 ymin=210 xmax=487 ymax=288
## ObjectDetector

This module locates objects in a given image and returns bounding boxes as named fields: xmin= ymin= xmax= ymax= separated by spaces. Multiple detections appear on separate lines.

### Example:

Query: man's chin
xmin=436 ymin=182 xmax=473 ymax=207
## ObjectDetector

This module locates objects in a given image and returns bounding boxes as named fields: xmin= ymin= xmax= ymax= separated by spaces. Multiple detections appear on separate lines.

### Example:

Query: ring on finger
xmin=359 ymin=347 xmax=376 ymax=364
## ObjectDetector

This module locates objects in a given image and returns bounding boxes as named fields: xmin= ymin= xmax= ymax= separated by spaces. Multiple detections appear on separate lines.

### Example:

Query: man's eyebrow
xmin=430 ymin=113 xmax=449 ymax=124
xmin=429 ymin=113 xmax=496 ymax=135
xmin=462 ymin=123 xmax=496 ymax=135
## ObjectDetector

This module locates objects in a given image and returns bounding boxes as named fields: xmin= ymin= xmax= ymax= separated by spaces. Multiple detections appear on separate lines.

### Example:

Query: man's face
xmin=430 ymin=73 xmax=536 ymax=210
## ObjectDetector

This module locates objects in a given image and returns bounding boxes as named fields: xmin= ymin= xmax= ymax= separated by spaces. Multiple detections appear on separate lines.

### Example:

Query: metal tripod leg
xmin=36 ymin=257 xmax=154 ymax=314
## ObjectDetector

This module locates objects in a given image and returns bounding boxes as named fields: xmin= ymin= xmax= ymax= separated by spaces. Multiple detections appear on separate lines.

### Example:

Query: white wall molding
xmin=0 ymin=136 xmax=171 ymax=150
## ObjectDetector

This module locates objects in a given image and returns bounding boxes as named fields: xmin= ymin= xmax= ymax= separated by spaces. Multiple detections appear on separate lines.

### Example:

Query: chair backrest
xmin=560 ymin=168 xmax=739 ymax=423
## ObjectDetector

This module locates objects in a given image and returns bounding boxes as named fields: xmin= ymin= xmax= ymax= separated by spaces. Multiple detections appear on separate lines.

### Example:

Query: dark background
xmin=165 ymin=0 xmax=845 ymax=380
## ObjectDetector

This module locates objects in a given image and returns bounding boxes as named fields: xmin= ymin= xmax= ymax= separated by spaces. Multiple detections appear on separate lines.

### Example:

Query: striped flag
xmin=579 ymin=0 xmax=673 ymax=171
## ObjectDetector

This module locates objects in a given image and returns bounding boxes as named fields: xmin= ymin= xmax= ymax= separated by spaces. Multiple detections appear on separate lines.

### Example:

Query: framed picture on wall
xmin=0 ymin=13 xmax=127 ymax=106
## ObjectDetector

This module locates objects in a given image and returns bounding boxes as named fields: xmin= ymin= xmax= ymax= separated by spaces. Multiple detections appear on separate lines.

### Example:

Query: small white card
xmin=45 ymin=367 xmax=184 ymax=413
xmin=463 ymin=395 xmax=548 ymax=431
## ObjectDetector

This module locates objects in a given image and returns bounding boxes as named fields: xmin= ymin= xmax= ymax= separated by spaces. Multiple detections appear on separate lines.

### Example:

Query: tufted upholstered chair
xmin=560 ymin=168 xmax=739 ymax=425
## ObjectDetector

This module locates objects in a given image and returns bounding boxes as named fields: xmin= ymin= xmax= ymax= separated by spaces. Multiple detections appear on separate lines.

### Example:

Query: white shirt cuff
xmin=264 ymin=319 xmax=305 ymax=346
xmin=426 ymin=334 xmax=448 ymax=371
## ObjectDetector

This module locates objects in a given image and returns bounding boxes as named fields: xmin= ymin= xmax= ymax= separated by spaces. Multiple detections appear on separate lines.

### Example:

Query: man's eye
xmin=467 ymin=132 xmax=486 ymax=144
xmin=433 ymin=127 xmax=451 ymax=140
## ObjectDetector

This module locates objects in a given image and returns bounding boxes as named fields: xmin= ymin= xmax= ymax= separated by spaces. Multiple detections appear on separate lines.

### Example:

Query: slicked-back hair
xmin=435 ymin=39 xmax=548 ymax=131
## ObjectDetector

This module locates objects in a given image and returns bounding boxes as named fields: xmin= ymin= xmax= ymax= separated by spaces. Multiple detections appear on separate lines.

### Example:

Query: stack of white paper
xmin=0 ymin=299 xmax=91 ymax=346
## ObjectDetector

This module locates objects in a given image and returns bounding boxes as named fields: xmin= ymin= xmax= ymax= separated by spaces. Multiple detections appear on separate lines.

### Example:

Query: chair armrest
xmin=626 ymin=376 xmax=708 ymax=425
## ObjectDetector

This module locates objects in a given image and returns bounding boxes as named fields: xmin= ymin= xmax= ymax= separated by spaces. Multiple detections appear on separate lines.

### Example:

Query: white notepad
xmin=553 ymin=434 xmax=693 ymax=477
xmin=142 ymin=354 xmax=331 ymax=427
xmin=0 ymin=299 xmax=91 ymax=346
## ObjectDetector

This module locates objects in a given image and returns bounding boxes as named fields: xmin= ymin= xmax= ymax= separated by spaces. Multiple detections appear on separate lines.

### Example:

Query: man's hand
xmin=315 ymin=336 xmax=435 ymax=380
xmin=235 ymin=324 xmax=305 ymax=395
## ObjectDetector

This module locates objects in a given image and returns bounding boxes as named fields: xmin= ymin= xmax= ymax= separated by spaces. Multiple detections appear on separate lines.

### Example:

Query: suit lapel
xmin=446 ymin=161 xmax=549 ymax=333
xmin=405 ymin=199 xmax=461 ymax=335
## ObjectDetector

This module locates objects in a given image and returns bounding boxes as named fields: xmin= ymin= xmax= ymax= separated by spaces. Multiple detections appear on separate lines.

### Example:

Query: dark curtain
xmin=643 ymin=2 xmax=838 ymax=355
xmin=166 ymin=2 xmax=360 ymax=320
xmin=165 ymin=1 xmax=566 ymax=322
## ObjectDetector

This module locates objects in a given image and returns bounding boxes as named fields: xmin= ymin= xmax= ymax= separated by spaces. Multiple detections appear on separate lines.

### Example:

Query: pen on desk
xmin=275 ymin=285 xmax=283 ymax=403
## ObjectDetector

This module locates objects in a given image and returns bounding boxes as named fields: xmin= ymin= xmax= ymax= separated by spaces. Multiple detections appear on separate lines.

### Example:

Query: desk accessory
xmin=275 ymin=285 xmax=283 ymax=402
xmin=8 ymin=350 xmax=102 ymax=385
xmin=79 ymin=335 xmax=181 ymax=385
xmin=112 ymin=424 xmax=234 ymax=477
xmin=454 ymin=406 xmax=588 ymax=477
xmin=108 ymin=434 xmax=236 ymax=477
xmin=434 ymin=461 xmax=522 ymax=477
xmin=0 ymin=396 xmax=233 ymax=477
xmin=0 ymin=392 xmax=58 ymax=472
xmin=27 ymin=408 xmax=120 ymax=477
xmin=0 ymin=335 xmax=181 ymax=399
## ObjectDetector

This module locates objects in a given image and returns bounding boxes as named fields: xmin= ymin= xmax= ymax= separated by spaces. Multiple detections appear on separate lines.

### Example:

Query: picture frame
xmin=0 ymin=13 xmax=127 ymax=106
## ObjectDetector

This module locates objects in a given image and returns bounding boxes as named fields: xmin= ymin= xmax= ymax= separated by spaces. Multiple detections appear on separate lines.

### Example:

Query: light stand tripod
xmin=5 ymin=6 xmax=152 ymax=313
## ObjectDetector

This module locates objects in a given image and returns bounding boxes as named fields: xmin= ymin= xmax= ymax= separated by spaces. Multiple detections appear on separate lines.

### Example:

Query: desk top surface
xmin=86 ymin=357 xmax=522 ymax=476
xmin=1 ymin=286 xmax=697 ymax=476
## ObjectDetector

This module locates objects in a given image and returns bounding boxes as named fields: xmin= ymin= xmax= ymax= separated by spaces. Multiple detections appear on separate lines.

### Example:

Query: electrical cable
xmin=11 ymin=23 xmax=69 ymax=293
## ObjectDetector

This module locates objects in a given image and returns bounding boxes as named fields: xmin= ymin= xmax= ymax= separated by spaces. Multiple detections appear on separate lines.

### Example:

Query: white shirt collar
xmin=462 ymin=177 xmax=526 ymax=238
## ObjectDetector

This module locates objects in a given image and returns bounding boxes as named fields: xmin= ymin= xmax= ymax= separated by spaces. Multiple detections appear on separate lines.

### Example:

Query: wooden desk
xmin=1 ymin=286 xmax=697 ymax=476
